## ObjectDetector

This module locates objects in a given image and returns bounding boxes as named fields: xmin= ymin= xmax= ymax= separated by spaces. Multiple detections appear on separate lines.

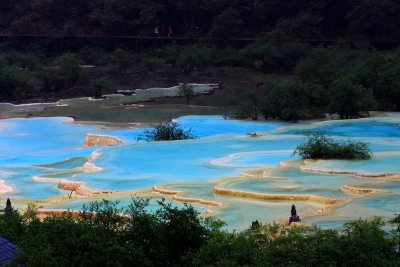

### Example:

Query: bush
xmin=0 ymin=66 xmax=36 ymax=100
xmin=1 ymin=199 xmax=399 ymax=266
xmin=176 ymin=46 xmax=215 ymax=75
xmin=144 ymin=56 xmax=164 ymax=72
xmin=238 ymin=39 xmax=309 ymax=71
xmin=141 ymin=121 xmax=195 ymax=141
xmin=111 ymin=48 xmax=134 ymax=73
xmin=262 ymin=79 xmax=322 ymax=121
xmin=79 ymin=47 xmax=105 ymax=65
xmin=293 ymin=131 xmax=371 ymax=159
xmin=40 ymin=53 xmax=82 ymax=91
xmin=93 ymin=77 xmax=113 ymax=98
xmin=177 ymin=83 xmax=195 ymax=105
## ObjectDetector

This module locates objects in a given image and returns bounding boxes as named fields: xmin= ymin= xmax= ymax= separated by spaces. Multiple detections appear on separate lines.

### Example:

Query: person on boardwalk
xmin=167 ymin=25 xmax=172 ymax=37
xmin=154 ymin=26 xmax=160 ymax=37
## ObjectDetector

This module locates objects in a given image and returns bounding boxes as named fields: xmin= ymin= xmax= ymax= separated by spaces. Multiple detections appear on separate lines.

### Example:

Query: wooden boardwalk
xmin=1 ymin=33 xmax=399 ymax=43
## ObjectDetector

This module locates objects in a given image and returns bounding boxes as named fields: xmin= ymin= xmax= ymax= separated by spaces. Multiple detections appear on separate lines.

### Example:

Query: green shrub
xmin=177 ymin=83 xmax=195 ymax=105
xmin=239 ymin=40 xmax=309 ymax=71
xmin=36 ymin=53 xmax=82 ymax=92
xmin=79 ymin=47 xmax=105 ymax=65
xmin=144 ymin=56 xmax=164 ymax=71
xmin=111 ymin=48 xmax=134 ymax=73
xmin=1 ymin=198 xmax=399 ymax=266
xmin=93 ymin=77 xmax=113 ymax=98
xmin=141 ymin=121 xmax=194 ymax=141
xmin=162 ymin=45 xmax=181 ymax=65
xmin=176 ymin=46 xmax=215 ymax=75
xmin=262 ymin=79 xmax=318 ymax=121
xmin=293 ymin=131 xmax=371 ymax=159
xmin=0 ymin=66 xmax=36 ymax=100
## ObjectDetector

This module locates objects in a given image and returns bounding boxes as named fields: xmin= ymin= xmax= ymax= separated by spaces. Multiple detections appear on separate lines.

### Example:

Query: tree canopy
xmin=1 ymin=0 xmax=399 ymax=42
xmin=0 ymin=199 xmax=399 ymax=266
xmin=293 ymin=131 xmax=372 ymax=160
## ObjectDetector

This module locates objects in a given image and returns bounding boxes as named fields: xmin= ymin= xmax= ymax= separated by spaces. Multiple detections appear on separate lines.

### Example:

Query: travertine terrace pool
xmin=1 ymin=115 xmax=399 ymax=230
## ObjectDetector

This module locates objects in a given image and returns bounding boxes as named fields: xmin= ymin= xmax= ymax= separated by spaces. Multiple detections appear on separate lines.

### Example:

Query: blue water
xmin=279 ymin=117 xmax=400 ymax=138
xmin=1 ymin=115 xmax=400 ymax=230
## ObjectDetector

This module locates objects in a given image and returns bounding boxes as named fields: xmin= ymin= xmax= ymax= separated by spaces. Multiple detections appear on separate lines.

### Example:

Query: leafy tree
xmin=111 ymin=48 xmax=134 ymax=74
xmin=295 ymin=47 xmax=356 ymax=90
xmin=162 ymin=45 xmax=181 ymax=66
xmin=329 ymin=76 xmax=374 ymax=119
xmin=4 ymin=51 xmax=42 ymax=71
xmin=346 ymin=0 xmax=400 ymax=40
xmin=207 ymin=8 xmax=243 ymax=47
xmin=93 ymin=77 xmax=112 ymax=98
xmin=143 ymin=56 xmax=164 ymax=72
xmin=293 ymin=131 xmax=371 ymax=160
xmin=228 ymin=91 xmax=261 ymax=120
xmin=353 ymin=51 xmax=400 ymax=110
xmin=141 ymin=121 xmax=194 ymax=141
xmin=176 ymin=46 xmax=214 ymax=75
xmin=23 ymin=209 xmax=130 ymax=266
xmin=0 ymin=66 xmax=35 ymax=100
xmin=1 ymin=198 xmax=400 ymax=266
xmin=154 ymin=200 xmax=209 ymax=265
xmin=177 ymin=83 xmax=195 ymax=105
xmin=35 ymin=53 xmax=82 ymax=92
xmin=239 ymin=38 xmax=310 ymax=72
xmin=79 ymin=47 xmax=105 ymax=65
xmin=0 ymin=205 xmax=25 ymax=244
xmin=262 ymin=79 xmax=321 ymax=121
xmin=275 ymin=11 xmax=322 ymax=39
xmin=339 ymin=217 xmax=398 ymax=266
xmin=389 ymin=213 xmax=400 ymax=257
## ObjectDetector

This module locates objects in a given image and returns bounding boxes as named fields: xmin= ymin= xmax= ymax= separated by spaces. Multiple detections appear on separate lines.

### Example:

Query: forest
xmin=1 ymin=0 xmax=399 ymax=41
xmin=1 ymin=199 xmax=399 ymax=266
xmin=1 ymin=1 xmax=400 ymax=120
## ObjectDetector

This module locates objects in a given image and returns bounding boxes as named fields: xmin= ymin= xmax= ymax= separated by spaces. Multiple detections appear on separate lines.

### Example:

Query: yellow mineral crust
xmin=213 ymin=186 xmax=341 ymax=205
xmin=152 ymin=185 xmax=222 ymax=206
xmin=83 ymin=134 xmax=125 ymax=147
xmin=57 ymin=179 xmax=98 ymax=196
xmin=300 ymin=159 xmax=400 ymax=179
xmin=341 ymin=185 xmax=380 ymax=194
xmin=301 ymin=166 xmax=400 ymax=179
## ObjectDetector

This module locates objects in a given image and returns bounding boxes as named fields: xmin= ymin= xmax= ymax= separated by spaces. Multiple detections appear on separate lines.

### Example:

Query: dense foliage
xmin=0 ymin=44 xmax=399 ymax=118
xmin=141 ymin=121 xmax=194 ymax=141
xmin=293 ymin=132 xmax=371 ymax=160
xmin=0 ymin=1 xmax=400 ymax=119
xmin=0 ymin=199 xmax=399 ymax=266
xmin=1 ymin=0 xmax=399 ymax=42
